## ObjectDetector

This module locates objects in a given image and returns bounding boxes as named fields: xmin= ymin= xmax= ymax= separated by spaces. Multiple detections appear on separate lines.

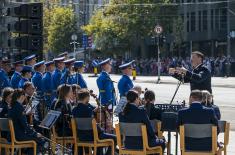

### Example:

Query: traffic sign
xmin=154 ymin=25 xmax=163 ymax=34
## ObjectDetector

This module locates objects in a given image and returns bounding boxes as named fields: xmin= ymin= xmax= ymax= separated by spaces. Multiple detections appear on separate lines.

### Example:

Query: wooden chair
xmin=150 ymin=119 xmax=164 ymax=138
xmin=0 ymin=118 xmax=37 ymax=155
xmin=71 ymin=118 xmax=114 ymax=155
xmin=180 ymin=124 xmax=222 ymax=155
xmin=115 ymin=122 xmax=163 ymax=155
xmin=218 ymin=121 xmax=230 ymax=155
xmin=51 ymin=126 xmax=75 ymax=153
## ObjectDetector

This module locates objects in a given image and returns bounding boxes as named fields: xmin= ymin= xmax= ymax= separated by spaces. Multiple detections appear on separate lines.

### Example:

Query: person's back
xmin=178 ymin=90 xmax=218 ymax=151
xmin=119 ymin=90 xmax=165 ymax=151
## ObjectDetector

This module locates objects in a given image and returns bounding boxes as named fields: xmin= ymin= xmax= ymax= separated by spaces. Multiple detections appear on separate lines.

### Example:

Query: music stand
xmin=39 ymin=110 xmax=61 ymax=130
xmin=25 ymin=99 xmax=40 ymax=115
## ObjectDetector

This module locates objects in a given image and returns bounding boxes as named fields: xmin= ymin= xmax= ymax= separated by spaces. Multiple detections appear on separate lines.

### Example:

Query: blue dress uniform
xmin=52 ymin=57 xmax=65 ymax=91
xmin=118 ymin=103 xmax=165 ymax=150
xmin=32 ymin=61 xmax=45 ymax=96
xmin=0 ymin=59 xmax=11 ymax=91
xmin=60 ymin=58 xmax=75 ymax=85
xmin=10 ymin=71 xmax=21 ymax=88
xmin=73 ymin=61 xmax=87 ymax=88
xmin=18 ymin=66 xmax=32 ymax=88
xmin=10 ymin=60 xmax=24 ymax=89
xmin=24 ymin=54 xmax=37 ymax=75
xmin=96 ymin=58 xmax=116 ymax=107
xmin=0 ymin=69 xmax=11 ymax=90
xmin=118 ymin=61 xmax=134 ymax=97
xmin=42 ymin=61 xmax=54 ymax=107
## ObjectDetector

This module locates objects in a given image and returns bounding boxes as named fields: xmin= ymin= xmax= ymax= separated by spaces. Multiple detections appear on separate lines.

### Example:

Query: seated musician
xmin=71 ymin=84 xmax=81 ymax=107
xmin=72 ymin=89 xmax=117 ymax=155
xmin=201 ymin=90 xmax=221 ymax=120
xmin=0 ymin=87 xmax=14 ymax=118
xmin=119 ymin=90 xmax=165 ymax=151
xmin=0 ymin=87 xmax=13 ymax=140
xmin=143 ymin=90 xmax=162 ymax=121
xmin=178 ymin=90 xmax=219 ymax=151
xmin=8 ymin=89 xmax=46 ymax=154
xmin=52 ymin=84 xmax=73 ymax=137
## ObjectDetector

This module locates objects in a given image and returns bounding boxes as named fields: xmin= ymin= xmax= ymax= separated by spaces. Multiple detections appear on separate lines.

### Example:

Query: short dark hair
xmin=190 ymin=90 xmax=203 ymax=101
xmin=192 ymin=51 xmax=204 ymax=60
xmin=144 ymin=90 xmax=155 ymax=102
xmin=126 ymin=90 xmax=139 ymax=103
xmin=77 ymin=89 xmax=90 ymax=100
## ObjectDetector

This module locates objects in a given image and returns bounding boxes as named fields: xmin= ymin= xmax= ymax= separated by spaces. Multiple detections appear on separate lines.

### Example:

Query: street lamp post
xmin=71 ymin=34 xmax=78 ymax=58
xmin=154 ymin=25 xmax=163 ymax=84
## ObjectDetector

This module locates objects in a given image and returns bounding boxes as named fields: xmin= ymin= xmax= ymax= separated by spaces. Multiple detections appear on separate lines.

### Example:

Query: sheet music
xmin=39 ymin=110 xmax=61 ymax=129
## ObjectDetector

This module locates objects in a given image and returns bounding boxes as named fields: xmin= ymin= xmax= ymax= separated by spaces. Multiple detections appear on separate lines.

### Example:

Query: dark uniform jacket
xmin=72 ymin=102 xmax=101 ymax=141
xmin=173 ymin=64 xmax=212 ymax=93
xmin=144 ymin=103 xmax=162 ymax=121
xmin=0 ymin=101 xmax=8 ymax=118
xmin=178 ymin=102 xmax=219 ymax=151
xmin=53 ymin=99 xmax=72 ymax=136
xmin=119 ymin=103 xmax=164 ymax=149
xmin=8 ymin=101 xmax=37 ymax=141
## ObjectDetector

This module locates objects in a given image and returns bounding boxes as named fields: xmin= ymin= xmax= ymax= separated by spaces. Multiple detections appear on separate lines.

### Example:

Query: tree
xmin=47 ymin=7 xmax=78 ymax=54
xmin=83 ymin=0 xmax=179 ymax=55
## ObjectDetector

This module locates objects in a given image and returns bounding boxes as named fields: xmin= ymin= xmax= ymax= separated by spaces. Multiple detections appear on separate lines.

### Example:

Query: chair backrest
xmin=119 ymin=122 xmax=143 ymax=137
xmin=218 ymin=120 xmax=226 ymax=133
xmin=71 ymin=118 xmax=99 ymax=143
xmin=180 ymin=124 xmax=217 ymax=154
xmin=0 ymin=118 xmax=10 ymax=132
xmin=184 ymin=124 xmax=213 ymax=138
xmin=116 ymin=123 xmax=147 ymax=151
xmin=74 ymin=118 xmax=93 ymax=130
xmin=218 ymin=120 xmax=230 ymax=146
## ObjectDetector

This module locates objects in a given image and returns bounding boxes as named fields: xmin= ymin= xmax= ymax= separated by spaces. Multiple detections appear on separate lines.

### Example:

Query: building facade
xmin=179 ymin=0 xmax=235 ymax=58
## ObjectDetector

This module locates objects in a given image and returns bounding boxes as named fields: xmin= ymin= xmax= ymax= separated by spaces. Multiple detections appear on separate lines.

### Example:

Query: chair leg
xmin=89 ymin=147 xmax=92 ymax=155
xmin=19 ymin=149 xmax=21 ymax=155
xmin=224 ymin=147 xmax=227 ymax=155
xmin=93 ymin=147 xmax=97 ymax=155
xmin=11 ymin=147 xmax=14 ymax=155
xmin=74 ymin=144 xmax=78 ymax=155
xmin=34 ymin=143 xmax=37 ymax=155
xmin=111 ymin=143 xmax=114 ymax=155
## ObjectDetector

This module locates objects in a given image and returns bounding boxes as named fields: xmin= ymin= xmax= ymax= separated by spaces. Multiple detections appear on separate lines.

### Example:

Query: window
xmin=187 ymin=13 xmax=190 ymax=32
xmin=211 ymin=9 xmax=214 ymax=30
xmin=203 ymin=10 xmax=207 ymax=30
xmin=198 ymin=11 xmax=202 ymax=31
xmin=191 ymin=12 xmax=196 ymax=31
xmin=215 ymin=9 xmax=219 ymax=29
xmin=220 ymin=8 xmax=227 ymax=30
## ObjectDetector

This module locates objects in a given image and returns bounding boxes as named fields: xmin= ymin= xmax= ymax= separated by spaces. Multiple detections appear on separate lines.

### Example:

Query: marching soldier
xmin=0 ymin=59 xmax=11 ymax=92
xmin=42 ymin=61 xmax=55 ymax=108
xmin=58 ymin=52 xmax=68 ymax=60
xmin=118 ymin=60 xmax=134 ymax=97
xmin=60 ymin=58 xmax=75 ymax=85
xmin=11 ymin=60 xmax=23 ymax=89
xmin=18 ymin=65 xmax=33 ymax=88
xmin=73 ymin=61 xmax=87 ymax=88
xmin=52 ymin=57 xmax=65 ymax=92
xmin=32 ymin=61 xmax=45 ymax=96
xmin=24 ymin=54 xmax=37 ymax=66
xmin=96 ymin=58 xmax=116 ymax=110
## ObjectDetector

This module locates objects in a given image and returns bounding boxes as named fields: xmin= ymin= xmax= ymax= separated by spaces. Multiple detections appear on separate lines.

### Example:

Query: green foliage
xmin=83 ymin=0 xmax=179 ymax=54
xmin=46 ymin=7 xmax=78 ymax=54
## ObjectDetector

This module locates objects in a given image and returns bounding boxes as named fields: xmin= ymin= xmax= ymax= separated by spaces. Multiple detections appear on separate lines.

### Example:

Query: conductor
xmin=169 ymin=51 xmax=212 ymax=93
